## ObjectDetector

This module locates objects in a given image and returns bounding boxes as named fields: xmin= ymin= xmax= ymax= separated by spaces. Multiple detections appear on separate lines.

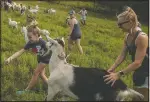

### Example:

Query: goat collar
xmin=49 ymin=43 xmax=54 ymax=48
xmin=57 ymin=54 xmax=65 ymax=60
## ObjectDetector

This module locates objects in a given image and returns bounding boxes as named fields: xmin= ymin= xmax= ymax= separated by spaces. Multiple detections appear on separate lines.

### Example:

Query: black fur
xmin=69 ymin=67 xmax=127 ymax=101
xmin=54 ymin=39 xmax=65 ymax=48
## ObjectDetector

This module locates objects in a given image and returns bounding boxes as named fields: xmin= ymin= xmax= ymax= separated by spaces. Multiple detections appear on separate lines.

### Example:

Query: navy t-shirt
xmin=24 ymin=38 xmax=51 ymax=64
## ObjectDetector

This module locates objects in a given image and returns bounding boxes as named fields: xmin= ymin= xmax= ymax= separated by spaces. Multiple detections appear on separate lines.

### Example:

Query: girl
xmin=5 ymin=25 xmax=51 ymax=94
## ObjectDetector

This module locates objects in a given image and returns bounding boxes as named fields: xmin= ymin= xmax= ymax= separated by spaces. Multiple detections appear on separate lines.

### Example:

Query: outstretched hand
xmin=4 ymin=59 xmax=11 ymax=65
xmin=103 ymin=72 xmax=120 ymax=87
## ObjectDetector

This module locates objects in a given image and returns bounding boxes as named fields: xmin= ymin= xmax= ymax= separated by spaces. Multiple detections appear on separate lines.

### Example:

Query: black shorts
xmin=70 ymin=36 xmax=81 ymax=40
xmin=37 ymin=55 xmax=51 ymax=64
xmin=38 ymin=59 xmax=49 ymax=64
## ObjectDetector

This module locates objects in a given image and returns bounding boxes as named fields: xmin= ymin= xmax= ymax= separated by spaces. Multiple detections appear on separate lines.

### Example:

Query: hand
xmin=103 ymin=72 xmax=120 ymax=87
xmin=4 ymin=58 xmax=11 ymax=65
xmin=107 ymin=67 xmax=115 ymax=73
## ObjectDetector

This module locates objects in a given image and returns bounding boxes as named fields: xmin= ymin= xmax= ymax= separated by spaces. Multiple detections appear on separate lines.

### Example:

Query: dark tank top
xmin=126 ymin=30 xmax=149 ymax=86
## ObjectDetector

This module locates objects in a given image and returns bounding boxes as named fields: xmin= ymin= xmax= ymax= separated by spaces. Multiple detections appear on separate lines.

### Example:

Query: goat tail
xmin=116 ymin=88 xmax=144 ymax=101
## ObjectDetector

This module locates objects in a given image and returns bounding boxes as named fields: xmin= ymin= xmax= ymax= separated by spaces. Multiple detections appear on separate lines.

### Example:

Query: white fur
xmin=116 ymin=88 xmax=144 ymax=101
xmin=48 ymin=8 xmax=56 ymax=14
xmin=29 ymin=9 xmax=38 ymax=14
xmin=40 ymin=29 xmax=50 ymax=36
xmin=6 ymin=2 xmax=12 ymax=8
xmin=35 ymin=5 xmax=39 ymax=10
xmin=21 ymin=26 xmax=29 ymax=43
xmin=15 ymin=4 xmax=21 ymax=11
xmin=44 ymin=36 xmax=144 ymax=101
xmin=11 ymin=2 xmax=16 ymax=10
xmin=95 ymin=93 xmax=103 ymax=101
xmin=8 ymin=18 xmax=20 ymax=29
xmin=1 ymin=1 xmax=4 ymax=8
xmin=42 ymin=36 xmax=78 ymax=101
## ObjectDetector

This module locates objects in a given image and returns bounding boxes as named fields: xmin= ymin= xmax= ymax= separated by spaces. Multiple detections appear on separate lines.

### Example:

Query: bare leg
xmin=80 ymin=19 xmax=84 ymax=25
xmin=25 ymin=63 xmax=46 ymax=90
xmin=84 ymin=20 xmax=86 ymax=25
xmin=68 ymin=38 xmax=73 ymax=52
xmin=40 ymin=67 xmax=48 ymax=84
xmin=75 ymin=39 xmax=83 ymax=54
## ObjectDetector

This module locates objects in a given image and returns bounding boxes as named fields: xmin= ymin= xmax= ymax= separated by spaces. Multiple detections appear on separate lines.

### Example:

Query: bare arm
xmin=108 ymin=36 xmax=128 ymax=71
xmin=5 ymin=48 xmax=25 ymax=64
xmin=122 ymin=34 xmax=148 ymax=74
xmin=78 ymin=10 xmax=81 ymax=14
xmin=68 ymin=19 xmax=74 ymax=36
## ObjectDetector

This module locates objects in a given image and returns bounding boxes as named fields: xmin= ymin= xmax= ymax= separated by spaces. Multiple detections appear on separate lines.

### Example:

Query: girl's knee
xmin=76 ymin=43 xmax=81 ymax=47
xmin=33 ymin=70 xmax=40 ymax=76
xmin=40 ymin=72 xmax=45 ymax=77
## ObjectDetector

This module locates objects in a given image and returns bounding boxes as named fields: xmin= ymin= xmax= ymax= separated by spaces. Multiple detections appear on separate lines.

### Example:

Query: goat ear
xmin=61 ymin=37 xmax=65 ymax=45
xmin=58 ymin=52 xmax=65 ymax=60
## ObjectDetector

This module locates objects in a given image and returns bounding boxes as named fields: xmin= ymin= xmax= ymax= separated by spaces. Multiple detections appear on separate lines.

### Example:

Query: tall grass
xmin=1 ymin=1 xmax=148 ymax=101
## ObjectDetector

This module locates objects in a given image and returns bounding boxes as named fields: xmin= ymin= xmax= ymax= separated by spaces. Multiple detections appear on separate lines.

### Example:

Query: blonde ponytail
xmin=117 ymin=6 xmax=138 ymax=31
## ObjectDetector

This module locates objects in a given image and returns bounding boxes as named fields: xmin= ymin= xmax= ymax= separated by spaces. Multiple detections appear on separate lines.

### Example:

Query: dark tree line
xmin=47 ymin=0 xmax=148 ymax=24
xmin=95 ymin=0 xmax=148 ymax=24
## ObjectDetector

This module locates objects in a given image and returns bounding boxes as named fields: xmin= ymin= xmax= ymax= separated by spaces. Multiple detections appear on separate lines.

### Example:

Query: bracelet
xmin=119 ymin=71 xmax=125 ymax=76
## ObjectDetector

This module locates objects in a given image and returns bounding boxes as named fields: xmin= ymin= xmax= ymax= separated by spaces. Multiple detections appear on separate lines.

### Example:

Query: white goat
xmin=48 ymin=8 xmax=56 ymax=14
xmin=1 ymin=1 xmax=4 ymax=8
xmin=35 ymin=5 xmax=39 ymax=10
xmin=8 ymin=18 xmax=20 ymax=29
xmin=11 ymin=2 xmax=16 ymax=10
xmin=29 ymin=9 xmax=38 ymax=14
xmin=40 ymin=29 xmax=50 ymax=36
xmin=15 ymin=4 xmax=21 ymax=11
xmin=23 ymin=5 xmax=27 ymax=10
xmin=21 ymin=26 xmax=29 ymax=43
xmin=20 ymin=5 xmax=27 ymax=15
xmin=6 ymin=2 xmax=12 ymax=9
xmin=42 ymin=35 xmax=144 ymax=101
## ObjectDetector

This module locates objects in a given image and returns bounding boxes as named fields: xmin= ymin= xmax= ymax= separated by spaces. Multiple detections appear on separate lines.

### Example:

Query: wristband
xmin=119 ymin=71 xmax=124 ymax=76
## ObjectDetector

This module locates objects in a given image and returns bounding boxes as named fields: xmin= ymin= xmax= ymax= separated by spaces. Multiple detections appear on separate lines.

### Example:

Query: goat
xmin=42 ymin=35 xmax=144 ymax=101
xmin=35 ymin=5 xmax=39 ymax=10
xmin=40 ymin=29 xmax=50 ymax=36
xmin=8 ymin=18 xmax=20 ymax=29
xmin=48 ymin=8 xmax=56 ymax=14
xmin=21 ymin=26 xmax=29 ymax=43
xmin=66 ymin=16 xmax=70 ymax=25
xmin=11 ymin=2 xmax=16 ymax=10
xmin=15 ymin=4 xmax=21 ymax=11
xmin=20 ymin=4 xmax=26 ymax=15
xmin=1 ymin=1 xmax=4 ymax=8
xmin=28 ymin=9 xmax=38 ymax=14
xmin=6 ymin=2 xmax=12 ymax=9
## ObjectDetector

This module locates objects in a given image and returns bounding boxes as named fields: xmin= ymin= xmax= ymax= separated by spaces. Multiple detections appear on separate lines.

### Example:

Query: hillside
xmin=1 ymin=1 xmax=148 ymax=101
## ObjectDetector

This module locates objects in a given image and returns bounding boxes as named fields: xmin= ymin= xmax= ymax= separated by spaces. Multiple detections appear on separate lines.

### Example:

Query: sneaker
xmin=16 ymin=90 xmax=30 ymax=95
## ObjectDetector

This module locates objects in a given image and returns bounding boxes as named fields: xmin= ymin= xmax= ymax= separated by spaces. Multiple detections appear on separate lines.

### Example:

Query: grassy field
xmin=1 ymin=1 xmax=148 ymax=101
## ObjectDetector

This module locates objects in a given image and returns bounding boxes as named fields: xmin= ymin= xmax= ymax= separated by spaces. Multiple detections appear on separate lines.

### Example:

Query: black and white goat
xmin=43 ymin=35 xmax=144 ymax=101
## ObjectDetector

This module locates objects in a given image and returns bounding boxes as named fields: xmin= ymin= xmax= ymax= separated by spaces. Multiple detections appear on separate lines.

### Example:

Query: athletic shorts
xmin=135 ymin=77 xmax=149 ymax=88
xmin=81 ymin=16 xmax=86 ymax=20
xmin=70 ymin=35 xmax=81 ymax=40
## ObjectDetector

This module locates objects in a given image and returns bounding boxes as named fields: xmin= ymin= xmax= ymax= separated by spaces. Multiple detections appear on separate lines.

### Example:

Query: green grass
xmin=1 ymin=1 xmax=148 ymax=101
